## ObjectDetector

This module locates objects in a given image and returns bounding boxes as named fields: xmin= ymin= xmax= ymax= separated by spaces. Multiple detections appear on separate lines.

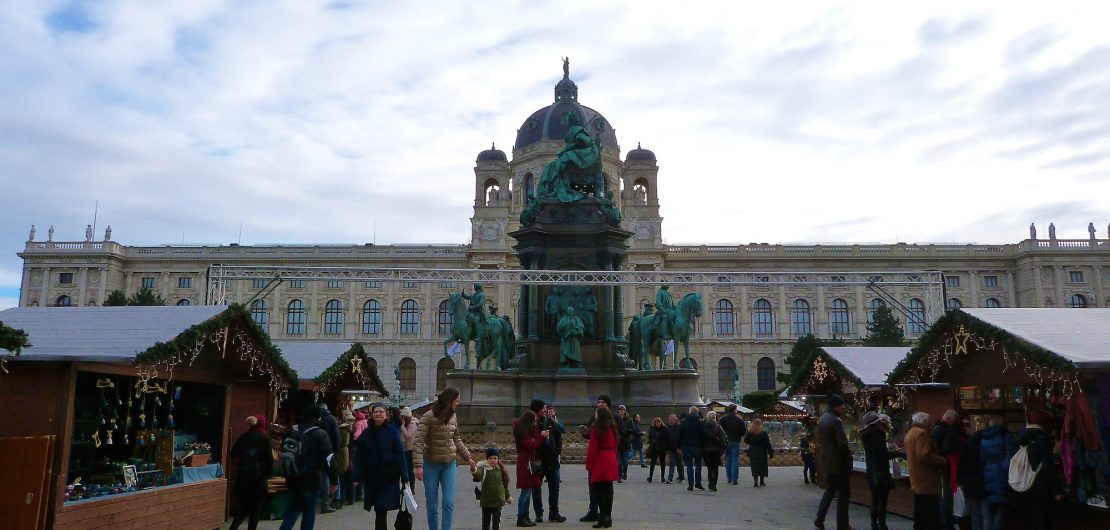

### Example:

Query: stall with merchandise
xmin=0 ymin=305 xmax=295 ymax=530
xmin=888 ymin=308 xmax=1110 ymax=526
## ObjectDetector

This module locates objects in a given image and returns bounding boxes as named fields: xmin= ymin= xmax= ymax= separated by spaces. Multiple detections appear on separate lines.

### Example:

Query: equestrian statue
xmin=628 ymin=288 xmax=703 ymax=370
xmin=443 ymin=285 xmax=514 ymax=370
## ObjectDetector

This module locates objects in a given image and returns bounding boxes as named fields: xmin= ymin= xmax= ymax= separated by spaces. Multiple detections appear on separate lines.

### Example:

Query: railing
xmin=666 ymin=242 xmax=1019 ymax=257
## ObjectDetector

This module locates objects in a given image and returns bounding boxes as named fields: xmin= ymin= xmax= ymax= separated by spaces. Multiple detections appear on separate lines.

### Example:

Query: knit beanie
xmin=530 ymin=399 xmax=546 ymax=413
xmin=828 ymin=394 xmax=846 ymax=409
xmin=485 ymin=447 xmax=500 ymax=458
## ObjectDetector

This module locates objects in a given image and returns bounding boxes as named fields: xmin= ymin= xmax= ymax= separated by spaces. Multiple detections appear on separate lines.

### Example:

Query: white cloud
xmin=2 ymin=1 xmax=1110 ymax=289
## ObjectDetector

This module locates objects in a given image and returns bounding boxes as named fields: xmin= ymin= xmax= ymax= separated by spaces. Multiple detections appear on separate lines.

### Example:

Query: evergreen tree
xmin=103 ymin=289 xmax=129 ymax=306
xmin=0 ymin=321 xmax=31 ymax=354
xmin=864 ymin=305 xmax=906 ymax=346
xmin=128 ymin=287 xmax=166 ymax=306
xmin=778 ymin=334 xmax=824 ymax=387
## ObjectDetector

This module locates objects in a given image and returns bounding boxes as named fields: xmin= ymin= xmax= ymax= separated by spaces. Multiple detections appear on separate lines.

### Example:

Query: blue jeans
xmin=683 ymin=447 xmax=703 ymax=487
xmin=667 ymin=449 xmax=684 ymax=481
xmin=725 ymin=442 xmax=740 ymax=483
xmin=518 ymin=487 xmax=539 ymax=517
xmin=423 ymin=462 xmax=457 ymax=530
xmin=982 ymin=502 xmax=1007 ymax=530
xmin=618 ymin=449 xmax=631 ymax=479
xmin=279 ymin=487 xmax=321 ymax=530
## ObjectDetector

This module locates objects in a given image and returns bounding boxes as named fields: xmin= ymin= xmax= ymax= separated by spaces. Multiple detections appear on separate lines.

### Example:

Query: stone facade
xmin=15 ymin=72 xmax=1110 ymax=406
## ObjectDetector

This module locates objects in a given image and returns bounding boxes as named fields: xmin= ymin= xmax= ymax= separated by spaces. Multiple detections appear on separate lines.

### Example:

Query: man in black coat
xmin=317 ymin=403 xmax=341 ymax=513
xmin=719 ymin=404 xmax=747 ymax=485
xmin=280 ymin=405 xmax=335 ymax=530
xmin=814 ymin=394 xmax=851 ymax=530
xmin=530 ymin=399 xmax=568 ymax=523
xmin=679 ymin=406 xmax=706 ymax=491
xmin=665 ymin=413 xmax=685 ymax=483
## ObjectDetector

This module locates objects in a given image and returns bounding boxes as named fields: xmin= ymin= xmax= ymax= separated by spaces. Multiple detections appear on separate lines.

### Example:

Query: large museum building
xmin=16 ymin=68 xmax=1110 ymax=405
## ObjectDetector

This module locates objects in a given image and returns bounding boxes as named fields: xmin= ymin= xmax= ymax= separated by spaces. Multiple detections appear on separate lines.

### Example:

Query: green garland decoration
xmin=0 ymin=321 xmax=31 ymax=355
xmin=791 ymin=349 xmax=865 ymax=395
xmin=313 ymin=342 xmax=389 ymax=396
xmin=741 ymin=390 xmax=779 ymax=411
xmin=887 ymin=309 xmax=1076 ymax=384
xmin=133 ymin=304 xmax=298 ymax=385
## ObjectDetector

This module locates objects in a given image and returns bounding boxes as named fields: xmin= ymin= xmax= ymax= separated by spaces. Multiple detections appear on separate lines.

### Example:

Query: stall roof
xmin=273 ymin=340 xmax=355 ymax=382
xmin=706 ymin=400 xmax=755 ymax=414
xmin=0 ymin=306 xmax=223 ymax=362
xmin=821 ymin=347 xmax=912 ymax=387
xmin=961 ymin=308 xmax=1110 ymax=368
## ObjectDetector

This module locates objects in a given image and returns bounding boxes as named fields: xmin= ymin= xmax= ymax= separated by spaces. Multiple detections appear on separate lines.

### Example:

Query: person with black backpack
xmin=229 ymin=414 xmax=273 ymax=530
xmin=279 ymin=405 xmax=335 ymax=530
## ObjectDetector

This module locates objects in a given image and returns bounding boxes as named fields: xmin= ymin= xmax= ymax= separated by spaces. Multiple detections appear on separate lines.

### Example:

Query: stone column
xmin=1093 ymin=266 xmax=1104 ymax=307
xmin=422 ymin=282 xmax=434 ymax=340
xmin=1032 ymin=266 xmax=1044 ymax=306
xmin=160 ymin=272 xmax=169 ymax=302
xmin=347 ymin=280 xmax=357 ymax=340
xmin=854 ymin=284 xmax=866 ymax=336
xmin=308 ymin=280 xmax=320 ymax=337
xmin=20 ymin=266 xmax=31 ymax=307
xmin=969 ymin=270 xmax=979 ymax=307
xmin=77 ymin=267 xmax=88 ymax=306
xmin=1053 ymin=266 xmax=1065 ymax=307
xmin=39 ymin=267 xmax=50 ymax=306
xmin=815 ymin=284 xmax=827 ymax=337
xmin=739 ymin=283 xmax=750 ymax=339
xmin=384 ymin=280 xmax=396 ymax=339
xmin=778 ymin=284 xmax=788 ymax=339
xmin=1007 ymin=271 xmax=1017 ymax=308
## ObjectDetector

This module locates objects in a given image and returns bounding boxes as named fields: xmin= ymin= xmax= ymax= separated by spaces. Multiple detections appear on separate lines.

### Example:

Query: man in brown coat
xmin=905 ymin=411 xmax=948 ymax=530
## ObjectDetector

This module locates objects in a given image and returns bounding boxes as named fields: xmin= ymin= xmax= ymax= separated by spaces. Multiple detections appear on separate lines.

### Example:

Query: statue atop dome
xmin=562 ymin=56 xmax=569 ymax=78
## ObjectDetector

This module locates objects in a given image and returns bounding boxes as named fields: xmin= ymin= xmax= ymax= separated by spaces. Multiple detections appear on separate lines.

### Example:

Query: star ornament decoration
xmin=954 ymin=325 xmax=972 ymax=355
xmin=350 ymin=356 xmax=363 ymax=374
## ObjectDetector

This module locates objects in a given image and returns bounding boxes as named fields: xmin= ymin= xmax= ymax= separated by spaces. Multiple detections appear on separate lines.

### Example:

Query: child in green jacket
xmin=474 ymin=447 xmax=512 ymax=530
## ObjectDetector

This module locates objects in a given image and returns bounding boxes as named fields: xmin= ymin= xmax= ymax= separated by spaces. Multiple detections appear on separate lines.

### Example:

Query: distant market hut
xmin=272 ymin=341 xmax=388 ymax=424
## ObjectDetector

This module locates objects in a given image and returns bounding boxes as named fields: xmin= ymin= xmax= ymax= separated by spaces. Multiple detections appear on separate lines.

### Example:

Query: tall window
xmin=289 ymin=280 xmax=305 ymax=289
xmin=438 ymin=300 xmax=453 ymax=335
xmin=718 ymin=357 xmax=736 ymax=393
xmin=59 ymin=272 xmax=74 ymax=284
xmin=983 ymin=276 xmax=999 ymax=288
xmin=868 ymin=299 xmax=886 ymax=326
xmin=176 ymin=299 xmax=191 ymax=306
xmin=252 ymin=279 xmax=267 ymax=289
xmin=713 ymin=299 xmax=735 ymax=336
xmin=323 ymin=299 xmax=344 ymax=335
xmin=946 ymin=298 xmax=962 ymax=311
xmin=945 ymin=276 xmax=960 ymax=288
xmin=400 ymin=300 xmax=420 ymax=335
xmin=250 ymin=300 xmax=268 ymax=327
xmin=436 ymin=357 xmax=454 ymax=391
xmin=365 ymin=281 xmax=382 ymax=289
xmin=56 ymin=295 xmax=73 ymax=307
xmin=326 ymin=280 xmax=342 ymax=289
xmin=141 ymin=277 xmax=155 ymax=289
xmin=286 ymin=300 xmax=305 ymax=335
xmin=1069 ymin=271 xmax=1084 ymax=283
xmin=362 ymin=300 xmax=382 ymax=335
xmin=178 ymin=277 xmax=192 ymax=289
xmin=399 ymin=357 xmax=416 ymax=392
xmin=791 ymin=299 xmax=812 ymax=336
xmin=908 ymin=298 xmax=927 ymax=334
xmin=985 ymin=298 xmax=1001 ymax=308
xmin=1070 ymin=294 xmax=1088 ymax=308
xmin=830 ymin=298 xmax=850 ymax=335
xmin=752 ymin=299 xmax=774 ymax=337
xmin=757 ymin=357 xmax=776 ymax=391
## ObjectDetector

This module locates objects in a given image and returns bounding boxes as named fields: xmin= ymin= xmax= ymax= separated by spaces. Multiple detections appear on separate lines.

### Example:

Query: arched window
xmin=632 ymin=178 xmax=649 ymax=205
xmin=752 ymin=299 xmax=774 ymax=337
xmin=523 ymin=173 xmax=534 ymax=198
xmin=679 ymin=357 xmax=698 ymax=370
xmin=362 ymin=300 xmax=382 ymax=335
xmin=713 ymin=299 xmax=735 ymax=336
xmin=791 ymin=299 xmax=812 ymax=336
xmin=946 ymin=298 xmax=962 ymax=311
xmin=250 ymin=300 xmax=268 ymax=328
xmin=55 ymin=295 xmax=73 ymax=307
xmin=400 ymin=300 xmax=420 ymax=335
xmin=867 ymin=299 xmax=886 ymax=326
xmin=718 ymin=357 xmax=736 ymax=393
xmin=1070 ymin=294 xmax=1088 ymax=308
xmin=436 ymin=357 xmax=454 ymax=391
xmin=286 ymin=300 xmax=305 ymax=335
xmin=985 ymin=298 xmax=1002 ymax=308
xmin=830 ymin=299 xmax=850 ymax=335
xmin=399 ymin=357 xmax=416 ymax=393
xmin=323 ymin=299 xmax=344 ymax=335
xmin=757 ymin=357 xmax=776 ymax=391
xmin=438 ymin=300 xmax=453 ymax=336
xmin=176 ymin=299 xmax=191 ymax=306
xmin=483 ymin=178 xmax=501 ymax=206
xmin=908 ymin=298 xmax=927 ymax=334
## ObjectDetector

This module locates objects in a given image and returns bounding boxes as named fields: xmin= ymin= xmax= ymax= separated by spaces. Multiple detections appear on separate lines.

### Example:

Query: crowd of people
xmin=812 ymin=393 xmax=1066 ymax=530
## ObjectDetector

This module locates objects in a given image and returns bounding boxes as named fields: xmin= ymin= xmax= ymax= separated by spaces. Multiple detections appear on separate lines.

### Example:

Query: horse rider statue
xmin=654 ymin=284 xmax=675 ymax=341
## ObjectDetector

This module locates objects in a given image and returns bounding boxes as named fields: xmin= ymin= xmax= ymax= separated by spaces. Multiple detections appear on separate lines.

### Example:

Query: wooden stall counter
xmin=53 ymin=479 xmax=226 ymax=530
xmin=848 ymin=467 xmax=914 ymax=519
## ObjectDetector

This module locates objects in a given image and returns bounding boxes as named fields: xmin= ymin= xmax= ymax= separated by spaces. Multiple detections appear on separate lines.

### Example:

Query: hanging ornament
xmin=91 ymin=430 xmax=102 ymax=448
xmin=174 ymin=385 xmax=182 ymax=401
xmin=123 ymin=434 xmax=129 ymax=445
xmin=154 ymin=396 xmax=161 ymax=409
xmin=139 ymin=396 xmax=145 ymax=412
xmin=106 ymin=431 xmax=113 ymax=445
xmin=152 ymin=414 xmax=159 ymax=429
xmin=165 ymin=413 xmax=175 ymax=430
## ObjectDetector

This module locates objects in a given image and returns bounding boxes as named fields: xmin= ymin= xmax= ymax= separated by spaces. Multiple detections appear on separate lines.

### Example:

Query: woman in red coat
xmin=586 ymin=407 xmax=619 ymax=529
xmin=513 ymin=410 xmax=548 ymax=527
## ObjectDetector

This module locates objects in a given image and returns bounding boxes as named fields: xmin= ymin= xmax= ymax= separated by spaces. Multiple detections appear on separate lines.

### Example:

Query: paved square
xmin=239 ymin=465 xmax=909 ymax=529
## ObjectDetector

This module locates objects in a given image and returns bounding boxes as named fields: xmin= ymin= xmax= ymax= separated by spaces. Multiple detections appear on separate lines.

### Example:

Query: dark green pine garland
xmin=887 ymin=310 xmax=1076 ymax=383
xmin=133 ymin=304 xmax=298 ymax=386
xmin=313 ymin=342 xmax=390 ymax=396
xmin=791 ymin=349 xmax=865 ymax=395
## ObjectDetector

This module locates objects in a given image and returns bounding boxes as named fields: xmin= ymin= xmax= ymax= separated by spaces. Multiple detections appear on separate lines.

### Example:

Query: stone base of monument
xmin=446 ymin=366 xmax=702 ymax=431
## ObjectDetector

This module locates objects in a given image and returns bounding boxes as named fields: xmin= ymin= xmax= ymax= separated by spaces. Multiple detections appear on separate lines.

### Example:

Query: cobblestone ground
xmin=239 ymin=465 xmax=907 ymax=530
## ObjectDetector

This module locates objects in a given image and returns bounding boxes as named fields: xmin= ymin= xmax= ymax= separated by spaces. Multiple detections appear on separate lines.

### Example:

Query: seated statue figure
xmin=535 ymin=113 xmax=601 ymax=202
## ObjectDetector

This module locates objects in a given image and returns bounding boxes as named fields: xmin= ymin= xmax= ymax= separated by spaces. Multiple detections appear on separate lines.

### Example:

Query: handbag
xmin=395 ymin=505 xmax=413 ymax=530
xmin=528 ymin=459 xmax=543 ymax=475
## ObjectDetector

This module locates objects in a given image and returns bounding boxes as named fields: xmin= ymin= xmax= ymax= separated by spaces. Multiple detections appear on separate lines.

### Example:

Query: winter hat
xmin=485 ymin=447 xmax=500 ymax=458
xmin=862 ymin=411 xmax=881 ymax=427
xmin=400 ymin=406 xmax=413 ymax=419
xmin=530 ymin=399 xmax=546 ymax=413
xmin=597 ymin=394 xmax=612 ymax=407
xmin=354 ymin=411 xmax=366 ymax=421
xmin=827 ymin=394 xmax=846 ymax=409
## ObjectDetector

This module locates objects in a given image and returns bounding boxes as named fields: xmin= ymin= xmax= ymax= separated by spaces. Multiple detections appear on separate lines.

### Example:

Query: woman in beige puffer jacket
xmin=412 ymin=387 xmax=476 ymax=530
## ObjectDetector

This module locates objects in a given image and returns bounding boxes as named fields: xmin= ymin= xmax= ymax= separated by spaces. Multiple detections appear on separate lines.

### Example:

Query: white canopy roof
xmin=820 ymin=346 xmax=912 ymax=387
xmin=962 ymin=308 xmax=1110 ymax=368
xmin=0 ymin=306 xmax=223 ymax=362
xmin=272 ymin=340 xmax=359 ymax=382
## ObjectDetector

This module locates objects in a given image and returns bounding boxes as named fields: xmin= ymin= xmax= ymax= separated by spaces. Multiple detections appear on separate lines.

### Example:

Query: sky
xmin=2 ymin=1 xmax=1110 ymax=310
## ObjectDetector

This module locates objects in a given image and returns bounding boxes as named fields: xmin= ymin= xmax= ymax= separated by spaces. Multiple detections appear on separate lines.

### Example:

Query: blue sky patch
xmin=46 ymin=2 xmax=98 ymax=34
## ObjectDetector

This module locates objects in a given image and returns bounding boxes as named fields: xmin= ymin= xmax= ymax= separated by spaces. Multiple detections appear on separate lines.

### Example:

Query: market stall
xmin=272 ymin=340 xmax=388 ymax=425
xmin=0 ymin=305 xmax=295 ymax=530
xmin=888 ymin=308 xmax=1110 ymax=527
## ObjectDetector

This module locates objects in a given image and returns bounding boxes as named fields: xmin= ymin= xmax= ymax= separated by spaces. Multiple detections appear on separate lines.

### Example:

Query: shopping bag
xmin=403 ymin=484 xmax=419 ymax=513
xmin=394 ymin=505 xmax=413 ymax=530
xmin=953 ymin=486 xmax=970 ymax=518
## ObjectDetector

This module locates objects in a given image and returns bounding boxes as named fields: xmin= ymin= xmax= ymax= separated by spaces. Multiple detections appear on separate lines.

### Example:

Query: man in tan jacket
xmin=905 ymin=411 xmax=948 ymax=530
